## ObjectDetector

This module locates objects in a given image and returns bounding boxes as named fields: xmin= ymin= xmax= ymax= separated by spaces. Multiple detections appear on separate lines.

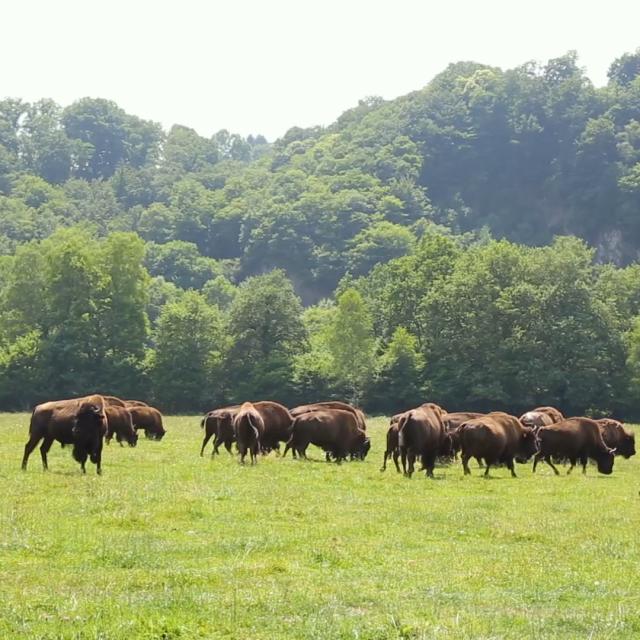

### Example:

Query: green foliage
xmin=325 ymin=289 xmax=376 ymax=404
xmin=226 ymin=270 xmax=307 ymax=403
xmin=149 ymin=291 xmax=225 ymax=412
xmin=370 ymin=327 xmax=425 ymax=413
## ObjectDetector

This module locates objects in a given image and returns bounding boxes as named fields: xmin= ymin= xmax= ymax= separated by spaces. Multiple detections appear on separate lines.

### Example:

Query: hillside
xmin=1 ymin=50 xmax=639 ymax=302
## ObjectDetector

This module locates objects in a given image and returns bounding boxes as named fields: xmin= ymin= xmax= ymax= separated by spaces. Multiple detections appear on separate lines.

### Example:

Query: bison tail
xmin=247 ymin=414 xmax=260 ymax=443
xmin=200 ymin=416 xmax=206 ymax=429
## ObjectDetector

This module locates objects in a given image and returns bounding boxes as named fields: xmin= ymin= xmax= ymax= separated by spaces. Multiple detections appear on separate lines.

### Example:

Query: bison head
xmin=515 ymin=427 xmax=538 ymax=463
xmin=596 ymin=449 xmax=616 ymax=475
xmin=72 ymin=403 xmax=105 ymax=436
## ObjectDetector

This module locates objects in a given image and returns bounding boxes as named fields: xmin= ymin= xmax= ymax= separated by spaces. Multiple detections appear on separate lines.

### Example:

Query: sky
xmin=2 ymin=0 xmax=639 ymax=141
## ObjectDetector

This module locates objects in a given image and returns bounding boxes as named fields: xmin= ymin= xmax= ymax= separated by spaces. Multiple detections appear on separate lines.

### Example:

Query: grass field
xmin=1 ymin=414 xmax=639 ymax=639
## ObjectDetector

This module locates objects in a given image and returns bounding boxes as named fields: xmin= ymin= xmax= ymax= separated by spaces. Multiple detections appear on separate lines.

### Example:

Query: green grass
xmin=1 ymin=414 xmax=639 ymax=639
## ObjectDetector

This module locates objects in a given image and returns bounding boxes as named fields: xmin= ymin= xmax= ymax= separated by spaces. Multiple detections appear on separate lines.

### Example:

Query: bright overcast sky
xmin=3 ymin=0 xmax=639 ymax=140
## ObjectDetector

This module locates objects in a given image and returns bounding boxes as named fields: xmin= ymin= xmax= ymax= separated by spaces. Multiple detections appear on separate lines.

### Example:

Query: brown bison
xmin=101 ymin=395 xmax=127 ymax=408
xmin=233 ymin=402 xmax=265 ymax=464
xmin=533 ymin=417 xmax=615 ymax=475
xmin=128 ymin=406 xmax=166 ymax=440
xmin=596 ymin=419 xmax=635 ymax=459
xmin=457 ymin=412 xmax=537 ymax=477
xmin=283 ymin=409 xmax=370 ymax=462
xmin=105 ymin=406 xmax=138 ymax=447
xmin=519 ymin=410 xmax=556 ymax=431
xmin=532 ymin=406 xmax=564 ymax=424
xmin=123 ymin=400 xmax=149 ymax=408
xmin=398 ymin=404 xmax=446 ymax=478
xmin=381 ymin=418 xmax=401 ymax=472
xmin=253 ymin=401 xmax=294 ymax=452
xmin=291 ymin=401 xmax=367 ymax=431
xmin=200 ymin=406 xmax=239 ymax=456
xmin=22 ymin=395 xmax=108 ymax=474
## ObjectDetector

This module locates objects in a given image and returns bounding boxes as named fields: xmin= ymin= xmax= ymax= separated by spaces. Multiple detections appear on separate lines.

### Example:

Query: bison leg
xmin=95 ymin=441 xmax=103 ymax=475
xmin=461 ymin=453 xmax=471 ymax=476
xmin=423 ymin=453 xmax=436 ymax=478
xmin=566 ymin=458 xmax=576 ymax=475
xmin=476 ymin=457 xmax=484 ymax=468
xmin=483 ymin=463 xmax=491 ymax=477
xmin=400 ymin=448 xmax=407 ymax=475
xmin=580 ymin=456 xmax=588 ymax=474
xmin=392 ymin=449 xmax=400 ymax=473
xmin=544 ymin=456 xmax=560 ymax=475
xmin=406 ymin=451 xmax=415 ymax=478
xmin=506 ymin=458 xmax=517 ymax=478
xmin=22 ymin=434 xmax=42 ymax=470
xmin=40 ymin=436 xmax=54 ymax=471
xmin=200 ymin=432 xmax=213 ymax=457
xmin=380 ymin=450 xmax=389 ymax=472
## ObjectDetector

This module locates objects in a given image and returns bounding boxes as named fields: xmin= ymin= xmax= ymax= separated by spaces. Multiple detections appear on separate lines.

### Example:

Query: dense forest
xmin=1 ymin=50 xmax=640 ymax=415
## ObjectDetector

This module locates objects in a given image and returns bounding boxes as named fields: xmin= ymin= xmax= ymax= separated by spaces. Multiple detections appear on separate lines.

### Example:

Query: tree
xmin=371 ymin=327 xmax=424 ymax=413
xmin=226 ymin=270 xmax=306 ymax=403
xmin=325 ymin=288 xmax=376 ymax=403
xmin=150 ymin=292 xmax=225 ymax=412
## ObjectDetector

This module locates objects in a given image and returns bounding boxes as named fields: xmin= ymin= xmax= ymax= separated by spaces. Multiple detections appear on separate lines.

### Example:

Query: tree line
xmin=2 ymin=228 xmax=640 ymax=417
xmin=1 ymin=49 xmax=640 ymax=414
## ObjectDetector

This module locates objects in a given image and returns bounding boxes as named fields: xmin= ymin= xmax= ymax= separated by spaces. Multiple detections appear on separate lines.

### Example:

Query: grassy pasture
xmin=1 ymin=413 xmax=639 ymax=639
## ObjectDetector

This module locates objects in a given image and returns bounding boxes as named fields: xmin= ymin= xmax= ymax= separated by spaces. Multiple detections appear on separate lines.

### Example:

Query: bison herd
xmin=19 ymin=395 xmax=636 ymax=478
xmin=21 ymin=394 xmax=165 ymax=474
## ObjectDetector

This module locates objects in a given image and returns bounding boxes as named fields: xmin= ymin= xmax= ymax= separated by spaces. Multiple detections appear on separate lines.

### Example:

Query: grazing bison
xmin=533 ymin=417 xmax=615 ymax=475
xmin=233 ymin=402 xmax=265 ymax=464
xmin=22 ymin=395 xmax=108 ymax=473
xmin=532 ymin=406 xmax=564 ymax=424
xmin=200 ymin=406 xmax=239 ymax=456
xmin=457 ymin=412 xmax=537 ymax=478
xmin=519 ymin=411 xmax=555 ymax=431
xmin=283 ymin=409 xmax=369 ymax=462
xmin=291 ymin=401 xmax=367 ymax=431
xmin=253 ymin=401 xmax=294 ymax=452
xmin=397 ymin=404 xmax=446 ymax=478
xmin=381 ymin=418 xmax=401 ymax=472
xmin=101 ymin=395 xmax=127 ymax=408
xmin=105 ymin=406 xmax=138 ymax=447
xmin=128 ymin=406 xmax=166 ymax=440
xmin=596 ymin=419 xmax=635 ymax=459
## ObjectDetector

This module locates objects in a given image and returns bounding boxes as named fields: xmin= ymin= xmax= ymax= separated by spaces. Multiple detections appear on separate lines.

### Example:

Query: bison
xmin=519 ymin=410 xmax=556 ymax=431
xmin=533 ymin=417 xmax=615 ymax=475
xmin=283 ymin=409 xmax=369 ymax=462
xmin=200 ymin=406 xmax=239 ymax=456
xmin=596 ymin=419 xmax=635 ymax=459
xmin=381 ymin=418 xmax=401 ymax=472
xmin=397 ymin=404 xmax=446 ymax=478
xmin=105 ymin=405 xmax=138 ymax=447
xmin=128 ymin=406 xmax=166 ymax=440
xmin=22 ymin=395 xmax=108 ymax=473
xmin=532 ymin=406 xmax=564 ymax=424
xmin=457 ymin=412 xmax=537 ymax=478
xmin=233 ymin=402 xmax=264 ymax=464
xmin=291 ymin=401 xmax=367 ymax=432
xmin=123 ymin=400 xmax=149 ymax=408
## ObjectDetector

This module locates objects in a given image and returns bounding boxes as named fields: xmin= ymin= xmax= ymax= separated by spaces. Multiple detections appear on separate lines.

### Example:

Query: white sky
xmin=2 ymin=0 xmax=639 ymax=141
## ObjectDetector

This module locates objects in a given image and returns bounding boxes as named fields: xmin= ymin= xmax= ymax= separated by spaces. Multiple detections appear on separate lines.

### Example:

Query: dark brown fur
xmin=233 ymin=402 xmax=265 ymax=464
xmin=127 ymin=406 xmax=166 ymax=440
xmin=533 ymin=417 xmax=615 ymax=475
xmin=457 ymin=412 xmax=537 ymax=477
xmin=283 ymin=409 xmax=369 ymax=462
xmin=397 ymin=404 xmax=446 ymax=478
xmin=105 ymin=405 xmax=138 ymax=447
xmin=596 ymin=419 xmax=635 ymax=459
xmin=22 ymin=395 xmax=108 ymax=473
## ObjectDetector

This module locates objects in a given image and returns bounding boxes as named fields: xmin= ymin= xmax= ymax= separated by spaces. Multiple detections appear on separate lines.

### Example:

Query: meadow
xmin=1 ymin=413 xmax=639 ymax=639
